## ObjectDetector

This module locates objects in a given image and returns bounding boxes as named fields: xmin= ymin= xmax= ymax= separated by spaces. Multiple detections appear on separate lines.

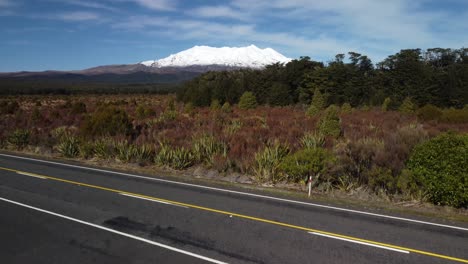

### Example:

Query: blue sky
xmin=1 ymin=0 xmax=467 ymax=72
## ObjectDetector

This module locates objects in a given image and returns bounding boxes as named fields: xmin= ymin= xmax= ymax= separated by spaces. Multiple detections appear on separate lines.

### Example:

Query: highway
xmin=0 ymin=153 xmax=467 ymax=263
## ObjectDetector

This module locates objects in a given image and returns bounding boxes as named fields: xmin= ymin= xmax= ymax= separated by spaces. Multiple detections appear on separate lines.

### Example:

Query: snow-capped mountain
xmin=140 ymin=45 xmax=292 ymax=69
xmin=0 ymin=45 xmax=293 ymax=84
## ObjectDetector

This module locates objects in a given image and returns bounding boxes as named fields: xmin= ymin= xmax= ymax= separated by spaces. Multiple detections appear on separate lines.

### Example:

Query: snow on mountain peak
xmin=140 ymin=45 xmax=292 ymax=68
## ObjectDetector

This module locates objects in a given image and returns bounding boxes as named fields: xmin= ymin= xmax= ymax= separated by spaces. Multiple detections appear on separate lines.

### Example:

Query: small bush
xmin=221 ymin=102 xmax=232 ymax=113
xmin=253 ymin=141 xmax=289 ymax=183
xmin=155 ymin=143 xmax=195 ymax=170
xmin=307 ymin=88 xmax=326 ymax=116
xmin=335 ymin=138 xmax=385 ymax=185
xmin=93 ymin=138 xmax=116 ymax=159
xmin=238 ymin=92 xmax=257 ymax=109
xmin=399 ymin=97 xmax=415 ymax=114
xmin=136 ymin=105 xmax=155 ymax=119
xmin=318 ymin=105 xmax=341 ymax=138
xmin=134 ymin=144 xmax=155 ymax=163
xmin=192 ymin=135 xmax=227 ymax=166
xmin=79 ymin=141 xmax=94 ymax=159
xmin=80 ymin=106 xmax=132 ymax=138
xmin=184 ymin=102 xmax=194 ymax=115
xmin=280 ymin=148 xmax=333 ymax=183
xmin=407 ymin=133 xmax=468 ymax=208
xmin=224 ymin=119 xmax=242 ymax=135
xmin=300 ymin=132 xmax=325 ymax=149
xmin=439 ymin=108 xmax=468 ymax=123
xmin=8 ymin=129 xmax=30 ymax=150
xmin=367 ymin=166 xmax=396 ymax=193
xmin=210 ymin=99 xmax=221 ymax=110
xmin=341 ymin=103 xmax=352 ymax=114
xmin=57 ymin=135 xmax=80 ymax=158
xmin=115 ymin=140 xmax=137 ymax=163
xmin=170 ymin=147 xmax=195 ymax=169
xmin=417 ymin=104 xmax=442 ymax=121
xmin=381 ymin=97 xmax=391 ymax=112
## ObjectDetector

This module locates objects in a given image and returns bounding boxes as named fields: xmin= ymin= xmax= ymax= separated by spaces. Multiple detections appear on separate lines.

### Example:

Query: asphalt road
xmin=0 ymin=153 xmax=467 ymax=264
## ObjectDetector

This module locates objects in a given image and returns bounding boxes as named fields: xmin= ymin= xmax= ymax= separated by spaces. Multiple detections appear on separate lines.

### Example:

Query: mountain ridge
xmin=0 ymin=45 xmax=292 ymax=85
xmin=140 ymin=45 xmax=291 ymax=69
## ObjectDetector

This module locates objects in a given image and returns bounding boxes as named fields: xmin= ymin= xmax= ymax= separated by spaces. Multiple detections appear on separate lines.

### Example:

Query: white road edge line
xmin=1 ymin=153 xmax=467 ymax=232
xmin=17 ymin=171 xmax=47 ymax=179
xmin=0 ymin=197 xmax=226 ymax=264
xmin=120 ymin=193 xmax=188 ymax=208
xmin=309 ymin=232 xmax=410 ymax=254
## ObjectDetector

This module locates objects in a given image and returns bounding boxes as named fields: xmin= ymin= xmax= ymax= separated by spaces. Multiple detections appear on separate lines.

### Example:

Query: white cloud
xmin=190 ymin=6 xmax=249 ymax=21
xmin=0 ymin=0 xmax=12 ymax=7
xmin=62 ymin=0 xmax=119 ymax=12
xmin=57 ymin=11 xmax=100 ymax=21
xmin=105 ymin=0 xmax=468 ymax=61
xmin=132 ymin=0 xmax=176 ymax=11
xmin=113 ymin=15 xmax=169 ymax=29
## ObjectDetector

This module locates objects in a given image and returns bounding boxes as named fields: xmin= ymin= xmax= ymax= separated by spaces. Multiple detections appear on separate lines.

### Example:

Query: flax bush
xmin=57 ymin=135 xmax=80 ymax=158
xmin=155 ymin=142 xmax=195 ymax=169
xmin=300 ymin=132 xmax=325 ymax=149
xmin=253 ymin=141 xmax=289 ymax=183
xmin=8 ymin=129 xmax=30 ymax=150
xmin=192 ymin=135 xmax=227 ymax=166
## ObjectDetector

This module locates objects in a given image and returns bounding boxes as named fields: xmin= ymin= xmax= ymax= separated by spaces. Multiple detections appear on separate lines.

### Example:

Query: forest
xmin=177 ymin=48 xmax=468 ymax=109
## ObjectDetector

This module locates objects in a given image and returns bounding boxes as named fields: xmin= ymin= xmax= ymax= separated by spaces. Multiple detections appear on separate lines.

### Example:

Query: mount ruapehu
xmin=0 ymin=45 xmax=292 ymax=93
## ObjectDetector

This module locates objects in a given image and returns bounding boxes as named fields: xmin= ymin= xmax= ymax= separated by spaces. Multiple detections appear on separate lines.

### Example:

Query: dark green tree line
xmin=177 ymin=48 xmax=468 ymax=108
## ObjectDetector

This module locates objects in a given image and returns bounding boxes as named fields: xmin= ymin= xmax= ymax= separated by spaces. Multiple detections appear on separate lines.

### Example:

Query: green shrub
xmin=155 ymin=143 xmax=195 ymax=170
xmin=253 ymin=141 xmax=289 ymax=183
xmin=439 ymin=108 xmax=468 ymax=123
xmin=397 ymin=169 xmax=422 ymax=198
xmin=381 ymin=97 xmax=391 ymax=112
xmin=134 ymin=144 xmax=155 ymax=163
xmin=306 ymin=88 xmax=326 ymax=116
xmin=417 ymin=104 xmax=442 ymax=121
xmin=341 ymin=103 xmax=352 ymax=114
xmin=367 ymin=166 xmax=396 ymax=193
xmin=79 ymin=141 xmax=94 ymax=159
xmin=318 ymin=105 xmax=341 ymax=138
xmin=8 ymin=129 xmax=30 ymax=150
xmin=192 ymin=135 xmax=227 ymax=165
xmin=221 ymin=102 xmax=232 ymax=113
xmin=80 ymin=106 xmax=132 ymax=138
xmin=300 ymin=132 xmax=325 ymax=149
xmin=136 ymin=105 xmax=155 ymax=119
xmin=93 ymin=138 xmax=116 ymax=159
xmin=336 ymin=138 xmax=385 ymax=185
xmin=184 ymin=102 xmax=194 ymax=115
xmin=115 ymin=140 xmax=137 ymax=163
xmin=210 ymin=99 xmax=221 ymax=110
xmin=280 ymin=148 xmax=333 ymax=183
xmin=170 ymin=147 xmax=195 ymax=169
xmin=224 ymin=119 xmax=242 ymax=135
xmin=238 ymin=92 xmax=257 ymax=109
xmin=57 ymin=135 xmax=80 ymax=158
xmin=399 ymin=97 xmax=415 ymax=114
xmin=407 ymin=133 xmax=468 ymax=208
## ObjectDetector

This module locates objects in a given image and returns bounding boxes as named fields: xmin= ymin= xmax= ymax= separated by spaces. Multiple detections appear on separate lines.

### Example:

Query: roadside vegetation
xmin=1 ymin=94 xmax=467 ymax=208
xmin=1 ymin=48 xmax=467 ymax=209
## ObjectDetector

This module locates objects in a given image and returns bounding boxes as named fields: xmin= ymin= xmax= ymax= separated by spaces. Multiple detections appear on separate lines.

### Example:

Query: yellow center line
xmin=1 ymin=166 xmax=467 ymax=263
